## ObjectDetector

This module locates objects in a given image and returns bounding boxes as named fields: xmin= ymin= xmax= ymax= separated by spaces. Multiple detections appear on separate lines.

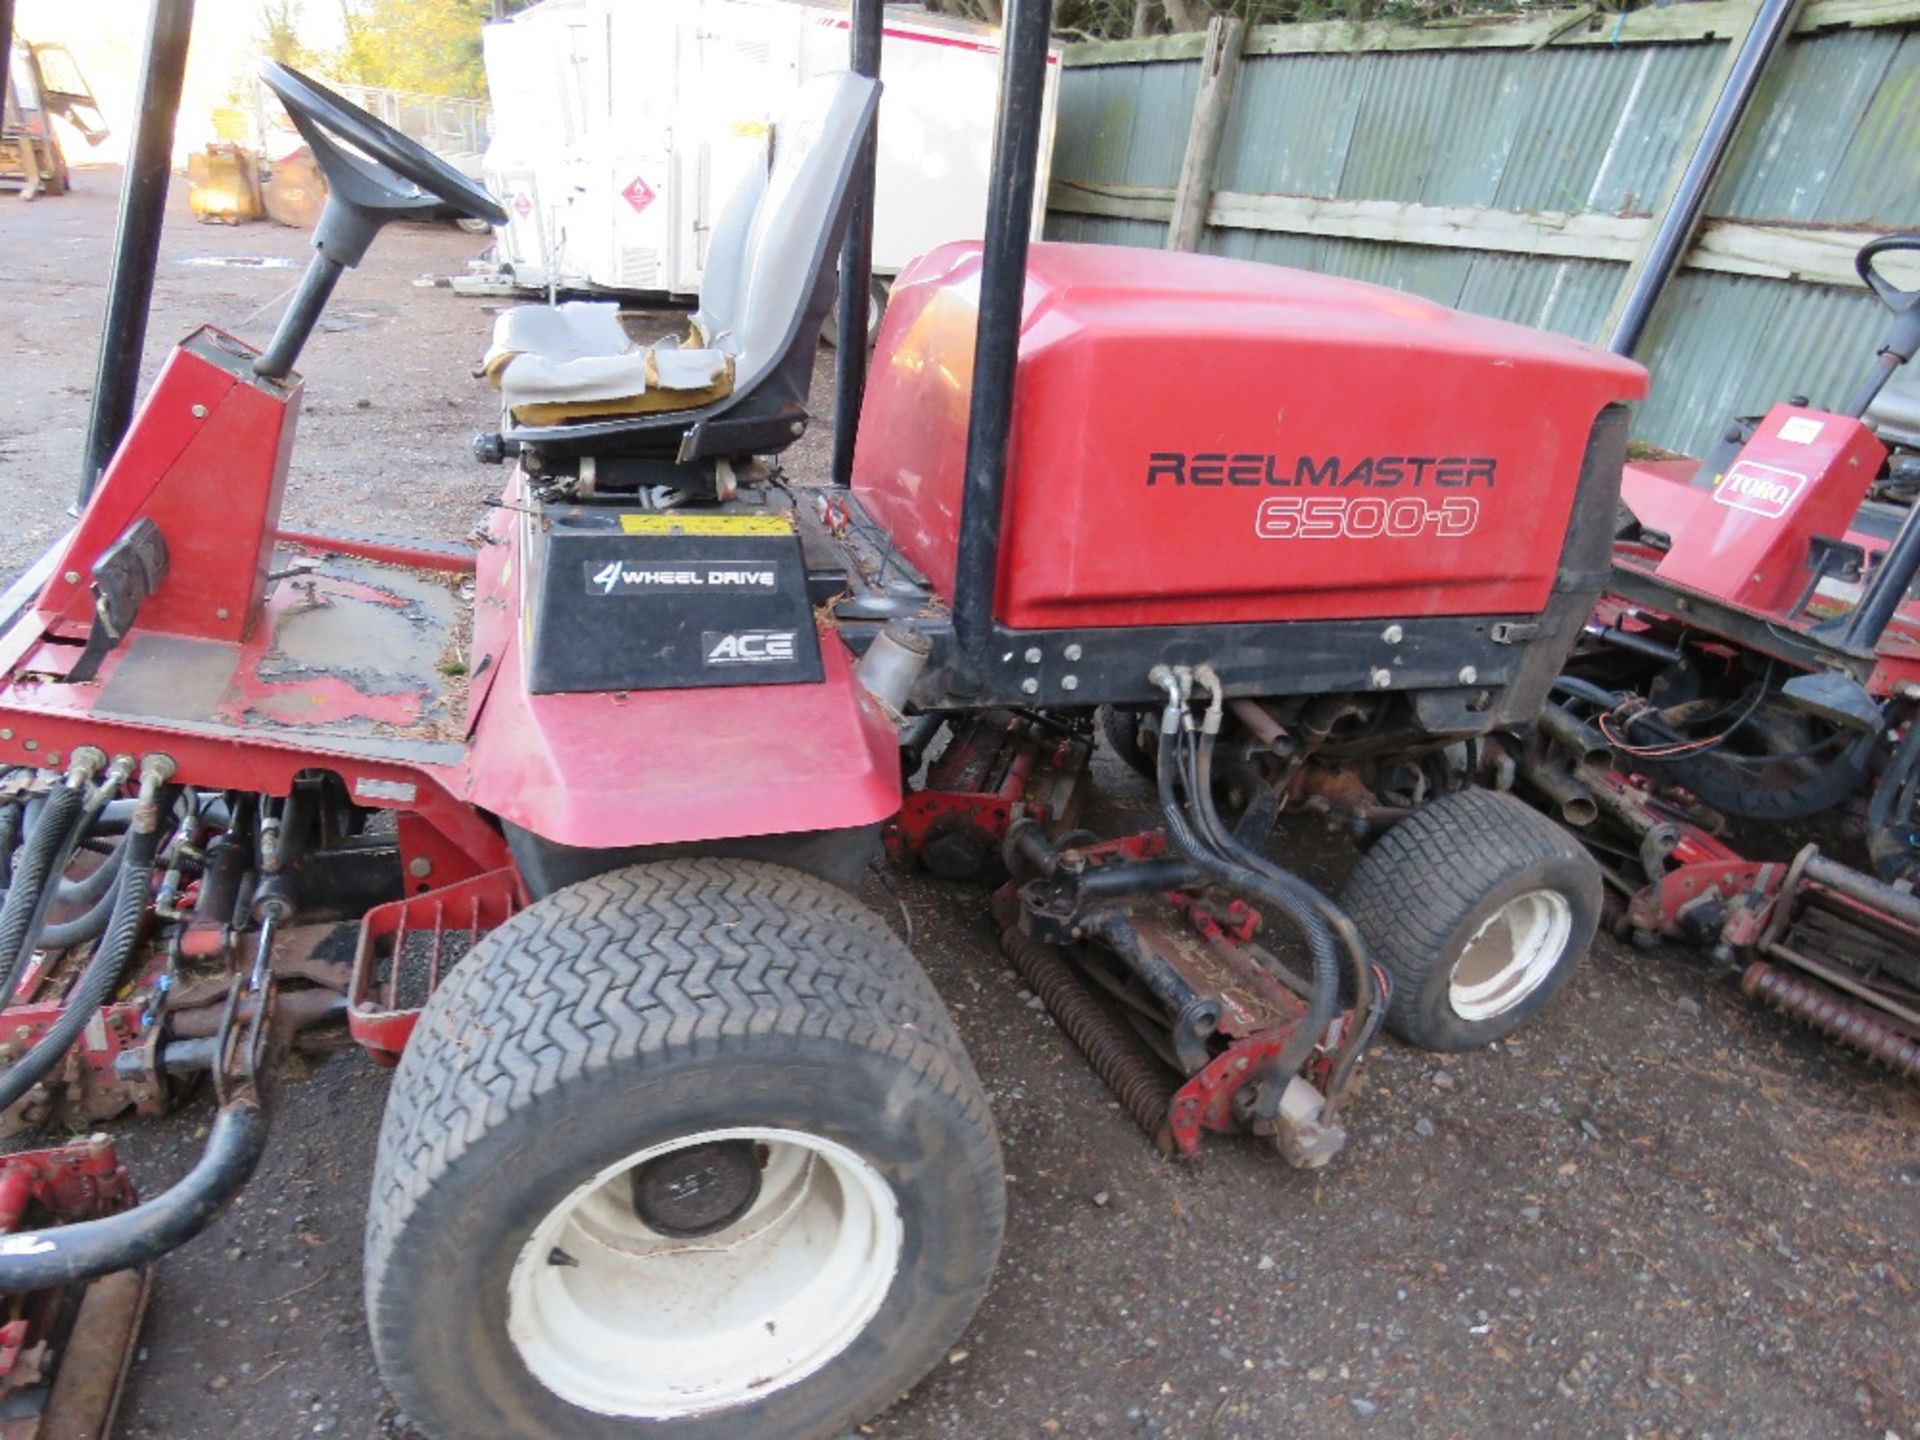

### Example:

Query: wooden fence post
xmin=1165 ymin=14 xmax=1245 ymax=252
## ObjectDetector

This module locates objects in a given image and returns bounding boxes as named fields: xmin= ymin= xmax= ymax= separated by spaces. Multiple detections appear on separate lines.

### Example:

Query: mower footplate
xmin=1 ymin=548 xmax=473 ymax=768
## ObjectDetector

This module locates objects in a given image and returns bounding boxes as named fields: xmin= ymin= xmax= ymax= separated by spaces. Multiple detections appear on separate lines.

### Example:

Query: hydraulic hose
xmin=0 ymin=775 xmax=168 ymax=1116
xmin=51 ymin=832 xmax=128 ymax=909
xmin=1180 ymin=673 xmax=1382 ymax=1111
xmin=1193 ymin=733 xmax=1377 ymax=1020
xmin=0 ymin=1103 xmax=269 ymax=1291
xmin=0 ymin=782 xmax=89 ymax=1003
xmin=1149 ymin=693 xmax=1342 ymax=1090
xmin=36 ymin=851 xmax=128 ymax=953
xmin=0 ymin=801 xmax=21 ymax=891
xmin=1 ymin=796 xmax=44 ymax=898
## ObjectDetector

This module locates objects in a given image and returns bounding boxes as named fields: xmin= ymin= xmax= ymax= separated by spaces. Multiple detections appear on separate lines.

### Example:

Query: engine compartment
xmin=851 ymin=240 xmax=1646 ymax=629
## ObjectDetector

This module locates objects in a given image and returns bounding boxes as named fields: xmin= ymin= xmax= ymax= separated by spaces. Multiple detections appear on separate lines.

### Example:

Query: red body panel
xmin=1617 ymin=426 xmax=1920 ymax=693
xmin=453 ymin=478 xmax=902 ymax=850
xmin=852 ymin=241 xmax=1646 ymax=629
xmin=0 ymin=329 xmax=902 ymax=876
xmin=36 ymin=331 xmax=297 ymax=644
xmin=1649 ymin=404 xmax=1887 ymax=613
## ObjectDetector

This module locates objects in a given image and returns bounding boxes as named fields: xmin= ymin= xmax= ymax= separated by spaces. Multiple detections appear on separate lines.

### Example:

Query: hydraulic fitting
xmin=65 ymin=746 xmax=108 ymax=788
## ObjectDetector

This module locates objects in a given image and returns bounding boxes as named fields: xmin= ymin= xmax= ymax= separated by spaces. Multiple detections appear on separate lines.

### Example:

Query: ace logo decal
xmin=702 ymin=630 xmax=797 ymax=666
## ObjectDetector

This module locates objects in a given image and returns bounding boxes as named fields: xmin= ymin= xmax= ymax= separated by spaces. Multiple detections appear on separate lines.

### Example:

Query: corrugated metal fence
xmin=1045 ymin=0 xmax=1920 ymax=455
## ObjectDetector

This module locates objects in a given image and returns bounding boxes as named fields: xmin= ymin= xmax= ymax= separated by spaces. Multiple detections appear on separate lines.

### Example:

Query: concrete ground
xmin=0 ymin=170 xmax=1915 ymax=1440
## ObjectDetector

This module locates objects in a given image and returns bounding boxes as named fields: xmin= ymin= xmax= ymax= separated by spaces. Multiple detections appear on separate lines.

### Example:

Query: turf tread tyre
xmin=1097 ymin=704 xmax=1158 ymax=779
xmin=366 ymin=859 xmax=1003 ymax=1440
xmin=1341 ymin=788 xmax=1600 ymax=1052
xmin=1642 ymin=728 xmax=1875 ymax=823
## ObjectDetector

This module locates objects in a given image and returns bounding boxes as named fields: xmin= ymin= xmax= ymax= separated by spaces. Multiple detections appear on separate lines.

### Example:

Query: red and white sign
xmin=1713 ymin=460 xmax=1807 ymax=521
xmin=621 ymin=175 xmax=656 ymax=214
xmin=511 ymin=193 xmax=532 ymax=219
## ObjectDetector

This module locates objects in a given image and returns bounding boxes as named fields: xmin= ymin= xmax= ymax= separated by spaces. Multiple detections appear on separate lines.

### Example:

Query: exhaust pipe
xmin=1522 ymin=762 xmax=1599 ymax=827
xmin=1538 ymin=703 xmax=1611 ymax=770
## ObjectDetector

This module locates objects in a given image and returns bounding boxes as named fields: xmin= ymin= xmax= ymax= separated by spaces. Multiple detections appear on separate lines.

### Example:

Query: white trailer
xmin=476 ymin=0 xmax=1061 ymax=300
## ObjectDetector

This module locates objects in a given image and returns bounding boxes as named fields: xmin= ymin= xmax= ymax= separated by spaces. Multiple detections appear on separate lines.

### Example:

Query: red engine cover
xmin=852 ymin=242 xmax=1646 ymax=629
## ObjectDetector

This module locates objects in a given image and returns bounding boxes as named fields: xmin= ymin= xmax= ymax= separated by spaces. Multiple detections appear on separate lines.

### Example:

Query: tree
xmin=333 ymin=0 xmax=495 ymax=97
xmin=258 ymin=0 xmax=312 ymax=68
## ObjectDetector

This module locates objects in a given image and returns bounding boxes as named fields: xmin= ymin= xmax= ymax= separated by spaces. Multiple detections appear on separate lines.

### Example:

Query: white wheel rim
xmin=506 ymin=1126 xmax=903 ymax=1420
xmin=1448 ymin=888 xmax=1574 ymax=1021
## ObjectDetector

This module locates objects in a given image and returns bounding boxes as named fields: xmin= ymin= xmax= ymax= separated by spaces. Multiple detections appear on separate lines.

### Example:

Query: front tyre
xmin=1341 ymin=788 xmax=1601 ymax=1051
xmin=366 ymin=860 xmax=1004 ymax=1440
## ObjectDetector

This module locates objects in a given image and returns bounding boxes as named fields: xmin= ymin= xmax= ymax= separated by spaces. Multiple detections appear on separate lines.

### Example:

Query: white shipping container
xmin=478 ymin=0 xmax=1061 ymax=299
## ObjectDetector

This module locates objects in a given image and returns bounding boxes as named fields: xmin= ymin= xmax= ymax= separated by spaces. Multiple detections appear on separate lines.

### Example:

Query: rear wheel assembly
xmin=366 ymin=859 xmax=1004 ymax=1440
xmin=1342 ymin=788 xmax=1601 ymax=1052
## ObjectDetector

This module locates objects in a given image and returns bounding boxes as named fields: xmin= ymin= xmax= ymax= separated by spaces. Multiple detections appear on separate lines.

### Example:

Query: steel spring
xmin=1000 ymin=928 xmax=1176 ymax=1153
xmin=1741 ymin=962 xmax=1920 ymax=1081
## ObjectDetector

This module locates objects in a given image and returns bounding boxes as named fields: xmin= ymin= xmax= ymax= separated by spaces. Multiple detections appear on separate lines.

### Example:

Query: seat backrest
xmin=729 ymin=73 xmax=879 ymax=392
xmin=496 ymin=72 xmax=877 ymax=463
xmin=689 ymin=146 xmax=768 ymax=351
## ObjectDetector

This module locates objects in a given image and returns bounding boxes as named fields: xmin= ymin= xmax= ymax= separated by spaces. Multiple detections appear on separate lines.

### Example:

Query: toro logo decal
xmin=1714 ymin=461 xmax=1806 ymax=520
xmin=702 ymin=630 xmax=797 ymax=666
xmin=621 ymin=175 xmax=656 ymax=214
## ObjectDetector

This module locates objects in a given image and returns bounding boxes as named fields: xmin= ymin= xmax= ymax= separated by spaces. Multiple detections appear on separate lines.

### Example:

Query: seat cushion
xmin=482 ymin=300 xmax=735 ymax=426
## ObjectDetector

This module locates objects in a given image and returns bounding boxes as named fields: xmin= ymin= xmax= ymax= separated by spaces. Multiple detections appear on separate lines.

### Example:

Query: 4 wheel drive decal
xmin=1254 ymin=495 xmax=1480 ymax=541
xmin=587 ymin=560 xmax=779 ymax=595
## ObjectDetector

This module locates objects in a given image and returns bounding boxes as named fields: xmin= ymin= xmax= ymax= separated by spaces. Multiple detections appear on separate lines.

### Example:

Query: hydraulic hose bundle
xmin=0 ymin=753 xmax=276 ymax=1293
xmin=0 ymin=758 xmax=172 ymax=1115
xmin=1146 ymin=665 xmax=1386 ymax=1114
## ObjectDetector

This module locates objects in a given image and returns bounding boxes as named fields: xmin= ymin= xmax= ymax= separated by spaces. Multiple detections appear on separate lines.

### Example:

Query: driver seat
xmin=483 ymin=73 xmax=879 ymax=474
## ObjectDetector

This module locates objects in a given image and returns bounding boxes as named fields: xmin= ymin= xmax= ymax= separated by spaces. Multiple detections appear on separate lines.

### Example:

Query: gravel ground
xmin=0 ymin=170 xmax=1915 ymax=1440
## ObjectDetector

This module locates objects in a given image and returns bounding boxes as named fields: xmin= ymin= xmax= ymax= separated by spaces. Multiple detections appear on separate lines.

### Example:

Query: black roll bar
xmin=76 ymin=0 xmax=196 ymax=507
xmin=948 ymin=0 xmax=1053 ymax=692
xmin=829 ymin=0 xmax=883 ymax=487
xmin=0 ymin=0 xmax=16 ymax=129
xmin=1607 ymin=0 xmax=1801 ymax=358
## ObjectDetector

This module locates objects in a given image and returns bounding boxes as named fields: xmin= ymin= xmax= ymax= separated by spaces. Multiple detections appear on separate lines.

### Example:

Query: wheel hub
xmin=507 ymin=1127 xmax=905 ymax=1419
xmin=1449 ymin=888 xmax=1574 ymax=1021
xmin=630 ymin=1139 xmax=763 ymax=1238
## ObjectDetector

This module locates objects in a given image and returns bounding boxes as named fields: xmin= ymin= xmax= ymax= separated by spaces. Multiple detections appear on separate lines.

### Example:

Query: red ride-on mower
xmin=0 ymin=3 xmax=1644 ymax=1436
xmin=1524 ymin=234 xmax=1920 ymax=1080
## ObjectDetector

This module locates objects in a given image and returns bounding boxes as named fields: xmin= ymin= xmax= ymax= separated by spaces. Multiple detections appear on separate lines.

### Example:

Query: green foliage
xmin=927 ymin=0 xmax=1643 ymax=40
xmin=332 ymin=0 xmax=497 ymax=98
xmin=258 ymin=0 xmax=314 ymax=68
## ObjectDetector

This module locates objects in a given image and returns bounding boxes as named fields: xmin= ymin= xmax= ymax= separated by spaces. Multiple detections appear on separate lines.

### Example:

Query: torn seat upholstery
xmin=483 ymin=303 xmax=734 ymax=426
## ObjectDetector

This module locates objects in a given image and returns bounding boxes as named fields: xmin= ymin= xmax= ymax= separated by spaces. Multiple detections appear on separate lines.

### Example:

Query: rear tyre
xmin=366 ymin=859 xmax=1004 ymax=1440
xmin=1341 ymin=788 xmax=1600 ymax=1052
xmin=1097 ymin=704 xmax=1158 ymax=780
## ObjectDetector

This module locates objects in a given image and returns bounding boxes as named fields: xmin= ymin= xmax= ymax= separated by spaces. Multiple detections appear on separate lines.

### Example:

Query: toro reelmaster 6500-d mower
xmin=0 ymin=2 xmax=1644 ymax=1436
xmin=1525 ymin=236 xmax=1920 ymax=1081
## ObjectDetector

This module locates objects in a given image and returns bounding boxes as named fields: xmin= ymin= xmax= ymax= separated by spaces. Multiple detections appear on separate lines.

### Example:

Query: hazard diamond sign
xmin=512 ymin=193 xmax=532 ymax=218
xmin=621 ymin=175 xmax=656 ymax=214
